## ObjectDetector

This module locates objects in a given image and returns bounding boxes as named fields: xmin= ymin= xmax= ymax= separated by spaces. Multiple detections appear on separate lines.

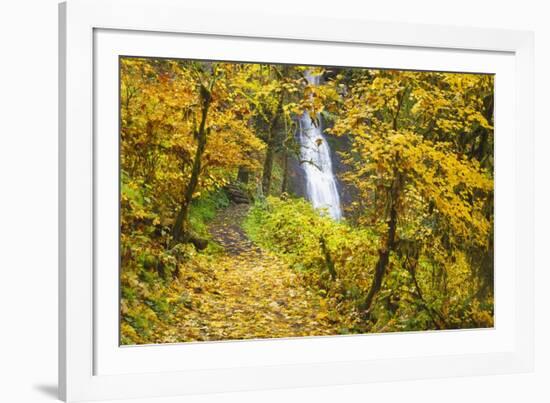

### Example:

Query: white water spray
xmin=298 ymin=73 xmax=343 ymax=220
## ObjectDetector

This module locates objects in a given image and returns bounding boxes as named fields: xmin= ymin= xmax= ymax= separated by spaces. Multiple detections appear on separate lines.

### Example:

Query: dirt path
xmin=172 ymin=203 xmax=342 ymax=342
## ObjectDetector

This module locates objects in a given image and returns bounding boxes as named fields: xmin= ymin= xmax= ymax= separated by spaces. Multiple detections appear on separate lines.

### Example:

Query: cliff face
xmin=286 ymin=153 xmax=308 ymax=199
xmin=325 ymin=132 xmax=357 ymax=212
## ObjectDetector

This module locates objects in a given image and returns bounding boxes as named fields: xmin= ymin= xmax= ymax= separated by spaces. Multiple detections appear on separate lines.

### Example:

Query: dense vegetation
xmin=120 ymin=57 xmax=494 ymax=344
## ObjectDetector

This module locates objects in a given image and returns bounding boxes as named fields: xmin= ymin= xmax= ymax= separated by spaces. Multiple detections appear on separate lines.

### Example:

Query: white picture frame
xmin=59 ymin=0 xmax=534 ymax=401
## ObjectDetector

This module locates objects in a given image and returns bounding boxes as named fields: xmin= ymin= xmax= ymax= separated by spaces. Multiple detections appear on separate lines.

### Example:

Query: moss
xmin=188 ymin=188 xmax=230 ymax=238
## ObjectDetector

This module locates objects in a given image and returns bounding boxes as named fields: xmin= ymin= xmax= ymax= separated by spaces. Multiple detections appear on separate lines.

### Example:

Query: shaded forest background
xmin=120 ymin=57 xmax=494 ymax=344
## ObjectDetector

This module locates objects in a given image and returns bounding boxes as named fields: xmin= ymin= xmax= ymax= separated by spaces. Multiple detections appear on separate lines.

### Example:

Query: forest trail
xmin=121 ymin=59 xmax=495 ymax=345
xmin=173 ymin=203 xmax=342 ymax=341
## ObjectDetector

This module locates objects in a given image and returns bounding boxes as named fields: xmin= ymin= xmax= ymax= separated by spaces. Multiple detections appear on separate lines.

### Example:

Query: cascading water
xmin=298 ymin=73 xmax=343 ymax=220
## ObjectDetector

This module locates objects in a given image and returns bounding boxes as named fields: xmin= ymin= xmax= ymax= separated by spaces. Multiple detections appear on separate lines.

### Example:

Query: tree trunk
xmin=361 ymin=92 xmax=406 ymax=317
xmin=361 ymin=176 xmax=400 ymax=316
xmin=237 ymin=166 xmax=250 ymax=184
xmin=319 ymin=234 xmax=336 ymax=280
xmin=261 ymin=140 xmax=275 ymax=195
xmin=172 ymin=80 xmax=214 ymax=245
xmin=361 ymin=202 xmax=398 ymax=315
xmin=261 ymin=94 xmax=284 ymax=196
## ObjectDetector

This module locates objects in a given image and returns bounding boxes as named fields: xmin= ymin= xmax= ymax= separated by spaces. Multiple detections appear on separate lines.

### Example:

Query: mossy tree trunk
xmin=172 ymin=77 xmax=216 ymax=246
xmin=261 ymin=93 xmax=284 ymax=196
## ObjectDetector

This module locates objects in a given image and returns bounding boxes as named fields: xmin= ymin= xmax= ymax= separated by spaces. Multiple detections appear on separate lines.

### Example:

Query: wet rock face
xmin=326 ymin=133 xmax=358 ymax=211
xmin=286 ymin=155 xmax=308 ymax=199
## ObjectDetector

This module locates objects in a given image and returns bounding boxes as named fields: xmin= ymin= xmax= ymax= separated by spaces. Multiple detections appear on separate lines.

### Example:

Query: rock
xmin=225 ymin=183 xmax=250 ymax=204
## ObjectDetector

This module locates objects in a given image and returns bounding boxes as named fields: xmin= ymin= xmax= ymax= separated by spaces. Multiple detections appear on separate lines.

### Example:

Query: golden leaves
xmin=119 ymin=58 xmax=495 ymax=343
xmin=122 ymin=203 xmax=347 ymax=344
xmin=332 ymin=68 xmax=493 ymax=251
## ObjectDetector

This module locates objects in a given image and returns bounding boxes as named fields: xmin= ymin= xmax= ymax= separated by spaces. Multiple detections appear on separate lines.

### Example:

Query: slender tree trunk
xmin=319 ymin=234 xmax=336 ymax=280
xmin=237 ymin=166 xmax=250 ymax=184
xmin=261 ymin=139 xmax=275 ymax=195
xmin=261 ymin=94 xmax=284 ymax=196
xmin=361 ymin=91 xmax=407 ymax=317
xmin=361 ymin=196 xmax=398 ymax=316
xmin=172 ymin=80 xmax=214 ymax=244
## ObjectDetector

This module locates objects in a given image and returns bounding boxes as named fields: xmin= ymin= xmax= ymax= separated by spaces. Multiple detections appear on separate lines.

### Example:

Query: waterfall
xmin=298 ymin=73 xmax=343 ymax=220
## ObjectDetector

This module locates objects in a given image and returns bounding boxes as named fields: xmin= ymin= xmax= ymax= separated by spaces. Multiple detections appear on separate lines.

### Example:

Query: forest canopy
xmin=120 ymin=57 xmax=494 ymax=344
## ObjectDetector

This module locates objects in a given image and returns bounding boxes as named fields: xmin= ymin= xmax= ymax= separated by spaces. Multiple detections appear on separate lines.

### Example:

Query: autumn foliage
xmin=120 ymin=57 xmax=494 ymax=344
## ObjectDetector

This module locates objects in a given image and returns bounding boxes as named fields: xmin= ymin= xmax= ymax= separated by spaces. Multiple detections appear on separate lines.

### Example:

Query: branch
xmin=298 ymin=158 xmax=322 ymax=172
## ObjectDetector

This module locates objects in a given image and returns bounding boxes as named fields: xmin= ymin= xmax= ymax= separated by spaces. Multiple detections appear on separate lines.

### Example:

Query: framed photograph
xmin=59 ymin=0 xmax=534 ymax=401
